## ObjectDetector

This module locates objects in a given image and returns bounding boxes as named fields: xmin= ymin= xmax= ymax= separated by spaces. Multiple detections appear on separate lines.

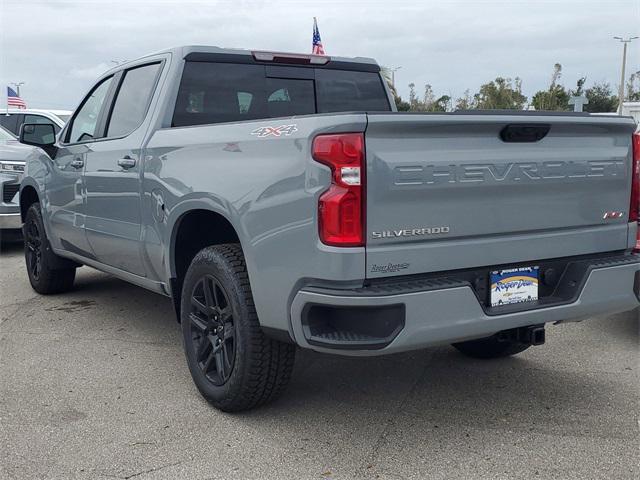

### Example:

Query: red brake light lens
xmin=631 ymin=132 xmax=640 ymax=250
xmin=312 ymin=133 xmax=365 ymax=247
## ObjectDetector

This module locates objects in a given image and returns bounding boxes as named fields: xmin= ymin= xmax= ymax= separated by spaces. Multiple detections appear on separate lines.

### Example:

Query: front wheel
xmin=180 ymin=244 xmax=295 ymax=412
xmin=23 ymin=203 xmax=76 ymax=294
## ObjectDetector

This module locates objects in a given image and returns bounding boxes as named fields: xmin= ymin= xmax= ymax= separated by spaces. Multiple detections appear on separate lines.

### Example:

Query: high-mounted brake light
xmin=252 ymin=51 xmax=330 ymax=65
xmin=312 ymin=133 xmax=365 ymax=247
xmin=631 ymin=132 xmax=640 ymax=251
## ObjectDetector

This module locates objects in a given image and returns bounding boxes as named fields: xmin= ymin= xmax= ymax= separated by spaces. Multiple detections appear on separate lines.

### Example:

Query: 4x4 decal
xmin=251 ymin=124 xmax=298 ymax=138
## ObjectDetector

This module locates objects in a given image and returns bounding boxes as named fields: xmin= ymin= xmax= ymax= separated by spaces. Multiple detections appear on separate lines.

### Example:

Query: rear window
xmin=172 ymin=61 xmax=389 ymax=127
xmin=315 ymin=69 xmax=390 ymax=113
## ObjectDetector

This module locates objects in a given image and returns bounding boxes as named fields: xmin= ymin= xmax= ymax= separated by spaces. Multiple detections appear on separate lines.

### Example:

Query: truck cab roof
xmin=105 ymin=45 xmax=380 ymax=76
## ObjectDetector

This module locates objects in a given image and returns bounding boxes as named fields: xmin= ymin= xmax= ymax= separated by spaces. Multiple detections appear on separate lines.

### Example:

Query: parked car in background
xmin=0 ymin=125 xmax=34 ymax=237
xmin=16 ymin=46 xmax=640 ymax=412
xmin=0 ymin=109 xmax=71 ymax=137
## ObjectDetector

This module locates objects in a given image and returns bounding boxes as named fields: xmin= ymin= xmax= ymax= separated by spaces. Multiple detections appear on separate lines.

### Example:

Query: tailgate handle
xmin=500 ymin=124 xmax=550 ymax=143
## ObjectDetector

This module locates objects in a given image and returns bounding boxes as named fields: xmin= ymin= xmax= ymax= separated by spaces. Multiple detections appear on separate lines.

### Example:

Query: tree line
xmin=383 ymin=63 xmax=640 ymax=112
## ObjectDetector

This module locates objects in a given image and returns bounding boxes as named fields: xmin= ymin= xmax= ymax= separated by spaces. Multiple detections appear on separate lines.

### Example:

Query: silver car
xmin=0 ymin=126 xmax=33 ymax=232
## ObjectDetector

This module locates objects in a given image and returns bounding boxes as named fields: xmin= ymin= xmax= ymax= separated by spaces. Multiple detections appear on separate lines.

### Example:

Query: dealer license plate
xmin=490 ymin=266 xmax=539 ymax=307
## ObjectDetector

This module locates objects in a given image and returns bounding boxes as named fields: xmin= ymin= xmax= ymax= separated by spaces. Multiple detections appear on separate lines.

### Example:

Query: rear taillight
xmin=312 ymin=133 xmax=365 ymax=247
xmin=632 ymin=133 xmax=640 ymax=251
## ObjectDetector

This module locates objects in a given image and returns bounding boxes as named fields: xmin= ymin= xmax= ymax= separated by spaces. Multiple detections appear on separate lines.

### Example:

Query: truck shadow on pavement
xmin=68 ymin=268 xmax=638 ymax=424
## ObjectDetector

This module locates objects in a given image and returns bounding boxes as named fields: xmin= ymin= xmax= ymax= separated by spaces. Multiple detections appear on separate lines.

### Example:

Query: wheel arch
xmin=168 ymin=207 xmax=243 ymax=321
xmin=19 ymin=183 xmax=40 ymax=223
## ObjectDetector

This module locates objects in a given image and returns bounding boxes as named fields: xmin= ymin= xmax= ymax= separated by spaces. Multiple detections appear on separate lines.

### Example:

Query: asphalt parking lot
xmin=0 ymin=241 xmax=638 ymax=480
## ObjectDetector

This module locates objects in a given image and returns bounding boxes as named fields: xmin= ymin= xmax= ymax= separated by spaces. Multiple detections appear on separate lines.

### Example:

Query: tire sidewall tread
xmin=180 ymin=243 xmax=295 ymax=412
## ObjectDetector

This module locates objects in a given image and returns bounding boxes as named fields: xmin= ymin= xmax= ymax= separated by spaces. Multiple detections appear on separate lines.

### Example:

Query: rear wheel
xmin=180 ymin=244 xmax=295 ymax=412
xmin=452 ymin=334 xmax=530 ymax=359
xmin=24 ymin=203 xmax=76 ymax=294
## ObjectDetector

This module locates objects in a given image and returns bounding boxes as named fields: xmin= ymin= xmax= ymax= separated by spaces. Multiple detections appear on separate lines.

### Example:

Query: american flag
xmin=312 ymin=17 xmax=325 ymax=55
xmin=7 ymin=86 xmax=26 ymax=109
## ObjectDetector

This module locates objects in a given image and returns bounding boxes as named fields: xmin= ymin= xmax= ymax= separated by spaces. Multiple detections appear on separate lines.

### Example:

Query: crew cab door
xmin=83 ymin=62 xmax=162 ymax=276
xmin=48 ymin=75 xmax=115 ymax=256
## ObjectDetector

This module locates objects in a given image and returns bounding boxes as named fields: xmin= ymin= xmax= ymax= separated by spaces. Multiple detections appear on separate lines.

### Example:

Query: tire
xmin=180 ymin=244 xmax=295 ymax=412
xmin=452 ymin=334 xmax=531 ymax=359
xmin=23 ymin=203 xmax=76 ymax=294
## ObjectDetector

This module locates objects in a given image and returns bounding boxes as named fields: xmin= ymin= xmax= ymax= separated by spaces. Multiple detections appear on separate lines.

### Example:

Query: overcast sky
xmin=1 ymin=0 xmax=639 ymax=111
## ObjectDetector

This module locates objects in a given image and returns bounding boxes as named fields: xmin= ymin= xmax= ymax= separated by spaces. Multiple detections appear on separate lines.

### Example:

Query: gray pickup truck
xmin=18 ymin=46 xmax=640 ymax=412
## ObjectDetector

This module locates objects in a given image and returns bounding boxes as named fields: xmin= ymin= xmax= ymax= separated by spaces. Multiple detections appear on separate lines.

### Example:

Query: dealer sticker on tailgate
xmin=490 ymin=266 xmax=539 ymax=307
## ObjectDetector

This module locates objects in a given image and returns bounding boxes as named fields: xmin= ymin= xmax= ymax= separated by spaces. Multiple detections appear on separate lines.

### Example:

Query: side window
xmin=106 ymin=63 xmax=161 ymax=137
xmin=0 ymin=114 xmax=20 ymax=135
xmin=68 ymin=77 xmax=113 ymax=143
xmin=24 ymin=114 xmax=60 ymax=134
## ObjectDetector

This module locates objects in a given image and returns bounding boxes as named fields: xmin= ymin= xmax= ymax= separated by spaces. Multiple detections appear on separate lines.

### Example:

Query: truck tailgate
xmin=364 ymin=113 xmax=637 ymax=278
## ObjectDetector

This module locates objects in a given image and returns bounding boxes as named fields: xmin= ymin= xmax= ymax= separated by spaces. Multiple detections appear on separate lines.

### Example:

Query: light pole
xmin=389 ymin=66 xmax=402 ymax=88
xmin=613 ymin=36 xmax=638 ymax=114
xmin=10 ymin=82 xmax=24 ymax=97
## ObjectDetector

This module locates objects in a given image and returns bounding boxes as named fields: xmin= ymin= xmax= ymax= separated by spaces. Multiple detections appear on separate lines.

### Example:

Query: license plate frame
xmin=490 ymin=266 xmax=540 ymax=307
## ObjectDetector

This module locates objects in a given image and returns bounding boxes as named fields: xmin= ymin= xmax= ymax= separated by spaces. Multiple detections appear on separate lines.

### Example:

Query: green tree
xmin=531 ymin=86 xmax=570 ymax=111
xmin=455 ymin=89 xmax=474 ymax=110
xmin=408 ymin=83 xmax=422 ymax=111
xmin=584 ymin=82 xmax=618 ymax=113
xmin=626 ymin=71 xmax=640 ymax=102
xmin=404 ymin=83 xmax=451 ymax=112
xmin=531 ymin=63 xmax=570 ymax=111
xmin=395 ymin=95 xmax=411 ymax=111
xmin=431 ymin=95 xmax=451 ymax=112
xmin=380 ymin=66 xmax=410 ymax=111
xmin=380 ymin=66 xmax=397 ymax=98
xmin=473 ymin=77 xmax=527 ymax=109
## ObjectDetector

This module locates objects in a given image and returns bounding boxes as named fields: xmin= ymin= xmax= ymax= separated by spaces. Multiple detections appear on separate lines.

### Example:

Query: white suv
xmin=0 ymin=109 xmax=72 ymax=137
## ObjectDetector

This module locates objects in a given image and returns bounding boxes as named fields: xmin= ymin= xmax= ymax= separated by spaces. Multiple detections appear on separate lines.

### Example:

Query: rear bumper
xmin=290 ymin=255 xmax=640 ymax=356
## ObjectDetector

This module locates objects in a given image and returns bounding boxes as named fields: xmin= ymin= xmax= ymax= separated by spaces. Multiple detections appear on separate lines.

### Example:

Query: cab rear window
xmin=172 ymin=61 xmax=390 ymax=127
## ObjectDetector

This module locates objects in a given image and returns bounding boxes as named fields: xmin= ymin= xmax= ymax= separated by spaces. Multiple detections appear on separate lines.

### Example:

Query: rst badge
xmin=251 ymin=124 xmax=298 ymax=138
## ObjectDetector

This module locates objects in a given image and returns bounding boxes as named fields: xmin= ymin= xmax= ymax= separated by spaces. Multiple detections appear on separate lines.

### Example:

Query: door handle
xmin=70 ymin=158 xmax=84 ymax=169
xmin=118 ymin=156 xmax=136 ymax=169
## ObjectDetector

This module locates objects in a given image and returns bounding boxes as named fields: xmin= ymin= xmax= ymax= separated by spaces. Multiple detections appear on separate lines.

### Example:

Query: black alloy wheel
xmin=24 ymin=214 xmax=43 ymax=281
xmin=23 ymin=202 xmax=76 ymax=294
xmin=188 ymin=274 xmax=236 ymax=386
xmin=180 ymin=244 xmax=295 ymax=412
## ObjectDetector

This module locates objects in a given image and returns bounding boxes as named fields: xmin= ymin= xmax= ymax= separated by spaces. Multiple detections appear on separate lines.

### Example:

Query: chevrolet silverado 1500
xmin=18 ymin=46 xmax=640 ymax=411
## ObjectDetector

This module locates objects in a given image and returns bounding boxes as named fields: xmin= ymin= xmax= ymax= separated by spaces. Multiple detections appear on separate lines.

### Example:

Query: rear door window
xmin=106 ymin=62 xmax=161 ymax=137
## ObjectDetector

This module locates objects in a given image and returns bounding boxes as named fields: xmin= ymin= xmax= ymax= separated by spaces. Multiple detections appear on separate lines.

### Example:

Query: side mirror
xmin=19 ymin=123 xmax=57 ymax=157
